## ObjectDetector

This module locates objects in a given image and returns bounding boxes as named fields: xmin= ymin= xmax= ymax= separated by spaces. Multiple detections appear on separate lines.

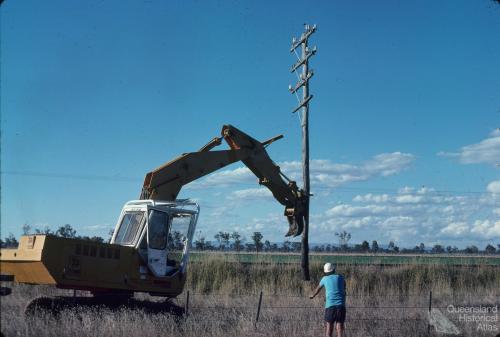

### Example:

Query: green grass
xmin=189 ymin=251 xmax=500 ymax=265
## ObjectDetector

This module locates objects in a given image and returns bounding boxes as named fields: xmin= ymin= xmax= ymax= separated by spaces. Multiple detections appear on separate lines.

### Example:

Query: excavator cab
xmin=111 ymin=200 xmax=199 ymax=278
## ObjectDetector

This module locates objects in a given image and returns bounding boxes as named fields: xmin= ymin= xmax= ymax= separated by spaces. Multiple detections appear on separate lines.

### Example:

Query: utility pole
xmin=289 ymin=24 xmax=316 ymax=281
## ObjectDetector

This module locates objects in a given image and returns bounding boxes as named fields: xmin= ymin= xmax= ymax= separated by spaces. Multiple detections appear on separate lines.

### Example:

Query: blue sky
xmin=1 ymin=0 xmax=499 ymax=248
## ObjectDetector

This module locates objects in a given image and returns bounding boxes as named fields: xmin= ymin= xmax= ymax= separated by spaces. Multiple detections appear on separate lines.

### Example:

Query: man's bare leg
xmin=335 ymin=322 xmax=344 ymax=337
xmin=325 ymin=322 xmax=333 ymax=337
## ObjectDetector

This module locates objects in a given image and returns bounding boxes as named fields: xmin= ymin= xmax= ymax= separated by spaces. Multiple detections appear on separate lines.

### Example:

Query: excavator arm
xmin=140 ymin=125 xmax=306 ymax=237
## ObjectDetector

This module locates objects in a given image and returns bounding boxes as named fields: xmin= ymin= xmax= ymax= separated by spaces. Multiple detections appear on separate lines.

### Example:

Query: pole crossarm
xmin=289 ymin=70 xmax=314 ymax=94
xmin=290 ymin=24 xmax=317 ymax=52
xmin=290 ymin=47 xmax=317 ymax=73
xmin=292 ymin=95 xmax=313 ymax=114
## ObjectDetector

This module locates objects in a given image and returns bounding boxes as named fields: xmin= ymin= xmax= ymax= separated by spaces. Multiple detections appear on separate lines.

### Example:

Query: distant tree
xmin=371 ymin=240 xmax=379 ymax=253
xmin=484 ymin=244 xmax=496 ymax=254
xmin=360 ymin=240 xmax=370 ymax=252
xmin=214 ymin=232 xmax=221 ymax=248
xmin=291 ymin=241 xmax=301 ymax=252
xmin=35 ymin=226 xmax=53 ymax=235
xmin=212 ymin=231 xmax=231 ymax=250
xmin=335 ymin=231 xmax=351 ymax=251
xmin=251 ymin=232 xmax=264 ymax=253
xmin=221 ymin=232 xmax=231 ymax=250
xmin=22 ymin=224 xmax=32 ymax=235
xmin=245 ymin=243 xmax=256 ymax=252
xmin=271 ymin=243 xmax=278 ymax=251
xmin=464 ymin=245 xmax=479 ymax=254
xmin=4 ymin=233 xmax=18 ymax=248
xmin=55 ymin=224 xmax=77 ymax=238
xmin=264 ymin=240 xmax=271 ymax=252
xmin=387 ymin=241 xmax=399 ymax=253
xmin=194 ymin=236 xmax=206 ymax=250
xmin=431 ymin=244 xmax=445 ymax=254
xmin=231 ymin=232 xmax=243 ymax=252
xmin=388 ymin=241 xmax=395 ymax=251
xmin=204 ymin=241 xmax=214 ymax=250
xmin=282 ymin=240 xmax=291 ymax=252
xmin=325 ymin=244 xmax=332 ymax=252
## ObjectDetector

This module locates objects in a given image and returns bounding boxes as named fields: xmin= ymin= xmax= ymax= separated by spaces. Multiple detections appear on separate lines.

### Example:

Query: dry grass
xmin=1 ymin=258 xmax=499 ymax=337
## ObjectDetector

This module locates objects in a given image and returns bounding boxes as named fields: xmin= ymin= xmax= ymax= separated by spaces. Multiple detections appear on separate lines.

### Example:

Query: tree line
xmin=0 ymin=224 xmax=107 ymax=248
xmin=1 ymin=226 xmax=499 ymax=255
xmin=193 ymin=229 xmax=500 ymax=255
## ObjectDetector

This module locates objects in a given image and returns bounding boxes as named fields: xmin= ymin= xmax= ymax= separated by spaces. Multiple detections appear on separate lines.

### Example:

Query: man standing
xmin=310 ymin=263 xmax=346 ymax=337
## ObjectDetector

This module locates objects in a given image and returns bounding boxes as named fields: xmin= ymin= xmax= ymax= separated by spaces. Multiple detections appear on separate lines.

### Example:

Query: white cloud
xmin=186 ymin=166 xmax=254 ymax=189
xmin=395 ymin=195 xmax=423 ymax=204
xmin=188 ymin=152 xmax=415 ymax=194
xmin=470 ymin=220 xmax=500 ymax=238
xmin=326 ymin=204 xmax=389 ymax=217
xmin=487 ymin=180 xmax=500 ymax=194
xmin=82 ymin=224 xmax=112 ymax=231
xmin=230 ymin=188 xmax=272 ymax=200
xmin=353 ymin=194 xmax=390 ymax=203
xmin=440 ymin=222 xmax=469 ymax=237
xmin=438 ymin=129 xmax=500 ymax=166
xmin=315 ymin=185 xmax=500 ymax=246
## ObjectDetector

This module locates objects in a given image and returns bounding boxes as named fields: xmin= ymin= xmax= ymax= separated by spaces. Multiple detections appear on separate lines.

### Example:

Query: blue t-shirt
xmin=319 ymin=274 xmax=345 ymax=308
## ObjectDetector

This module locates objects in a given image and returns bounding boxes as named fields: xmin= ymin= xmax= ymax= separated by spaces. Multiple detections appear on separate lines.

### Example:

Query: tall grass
xmin=1 ymin=256 xmax=499 ymax=337
xmin=186 ymin=255 xmax=500 ymax=296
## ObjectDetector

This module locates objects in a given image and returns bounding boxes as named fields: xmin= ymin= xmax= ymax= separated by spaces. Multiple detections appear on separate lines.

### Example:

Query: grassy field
xmin=1 ymin=257 xmax=499 ymax=337
xmin=189 ymin=251 xmax=500 ymax=266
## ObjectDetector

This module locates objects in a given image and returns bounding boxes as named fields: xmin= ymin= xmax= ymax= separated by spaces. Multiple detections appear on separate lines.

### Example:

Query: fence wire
xmin=182 ymin=289 xmax=499 ymax=334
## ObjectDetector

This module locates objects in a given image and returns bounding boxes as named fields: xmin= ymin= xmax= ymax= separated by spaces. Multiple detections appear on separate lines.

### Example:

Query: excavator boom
xmin=140 ymin=125 xmax=306 ymax=236
xmin=0 ymin=124 xmax=305 ymax=301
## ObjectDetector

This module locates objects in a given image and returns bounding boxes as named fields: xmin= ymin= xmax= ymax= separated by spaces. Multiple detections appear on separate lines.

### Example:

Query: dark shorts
xmin=324 ymin=305 xmax=346 ymax=323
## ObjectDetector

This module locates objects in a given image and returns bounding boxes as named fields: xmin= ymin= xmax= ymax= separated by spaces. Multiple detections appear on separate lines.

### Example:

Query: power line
xmin=1 ymin=170 xmax=140 ymax=182
xmin=1 ymin=170 xmax=495 ymax=196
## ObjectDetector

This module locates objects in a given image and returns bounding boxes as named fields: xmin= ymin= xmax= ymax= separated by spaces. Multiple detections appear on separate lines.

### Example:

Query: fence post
xmin=427 ymin=290 xmax=432 ymax=336
xmin=185 ymin=290 xmax=190 ymax=317
xmin=255 ymin=290 xmax=263 ymax=327
xmin=428 ymin=290 xmax=432 ymax=313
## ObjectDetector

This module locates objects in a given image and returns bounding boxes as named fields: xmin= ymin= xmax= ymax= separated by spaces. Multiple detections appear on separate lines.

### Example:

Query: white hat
xmin=324 ymin=263 xmax=335 ymax=273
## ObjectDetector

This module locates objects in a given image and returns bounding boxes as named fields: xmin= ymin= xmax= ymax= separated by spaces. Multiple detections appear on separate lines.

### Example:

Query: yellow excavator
xmin=0 ymin=125 xmax=306 ymax=303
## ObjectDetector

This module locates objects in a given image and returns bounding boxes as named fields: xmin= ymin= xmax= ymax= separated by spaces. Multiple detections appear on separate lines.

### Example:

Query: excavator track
xmin=25 ymin=295 xmax=185 ymax=317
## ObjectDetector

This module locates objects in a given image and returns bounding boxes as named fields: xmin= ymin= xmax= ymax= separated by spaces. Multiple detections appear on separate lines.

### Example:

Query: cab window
xmin=114 ymin=212 xmax=144 ymax=245
xmin=148 ymin=210 xmax=169 ymax=250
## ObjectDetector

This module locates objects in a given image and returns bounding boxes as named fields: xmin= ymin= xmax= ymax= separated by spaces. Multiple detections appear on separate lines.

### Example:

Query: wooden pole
xmin=301 ymin=32 xmax=311 ymax=281
xmin=290 ymin=24 xmax=316 ymax=281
